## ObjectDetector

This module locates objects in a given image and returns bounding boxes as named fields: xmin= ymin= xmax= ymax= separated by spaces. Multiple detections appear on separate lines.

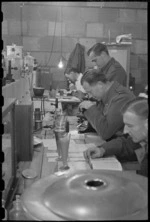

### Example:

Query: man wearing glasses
xmin=79 ymin=69 xmax=135 ymax=141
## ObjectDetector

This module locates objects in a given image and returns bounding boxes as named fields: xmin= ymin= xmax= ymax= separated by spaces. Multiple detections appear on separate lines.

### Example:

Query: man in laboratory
xmin=82 ymin=42 xmax=128 ymax=133
xmin=79 ymin=69 xmax=136 ymax=141
xmin=84 ymin=97 xmax=148 ymax=177
xmin=65 ymin=67 xmax=86 ymax=100
xmin=87 ymin=42 xmax=127 ymax=87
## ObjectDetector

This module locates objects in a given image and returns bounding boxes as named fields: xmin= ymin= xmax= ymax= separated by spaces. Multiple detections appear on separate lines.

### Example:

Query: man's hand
xmin=83 ymin=146 xmax=105 ymax=160
xmin=72 ymin=90 xmax=85 ymax=100
xmin=79 ymin=100 xmax=96 ymax=111
xmin=69 ymin=83 xmax=76 ymax=91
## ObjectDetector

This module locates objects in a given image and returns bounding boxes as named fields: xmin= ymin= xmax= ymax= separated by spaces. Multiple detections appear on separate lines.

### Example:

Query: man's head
xmin=81 ymin=69 xmax=109 ymax=101
xmin=64 ymin=68 xmax=79 ymax=84
xmin=122 ymin=98 xmax=148 ymax=143
xmin=87 ymin=43 xmax=110 ymax=69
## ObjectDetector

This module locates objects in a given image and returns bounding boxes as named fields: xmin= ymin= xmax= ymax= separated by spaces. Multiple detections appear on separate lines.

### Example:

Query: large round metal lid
xmin=21 ymin=170 xmax=148 ymax=221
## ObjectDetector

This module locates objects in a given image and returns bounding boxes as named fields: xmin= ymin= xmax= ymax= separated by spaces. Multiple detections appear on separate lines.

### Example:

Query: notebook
xmin=91 ymin=156 xmax=123 ymax=171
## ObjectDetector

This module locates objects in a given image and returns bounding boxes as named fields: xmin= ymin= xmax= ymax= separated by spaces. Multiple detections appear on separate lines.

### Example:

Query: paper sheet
xmin=46 ymin=152 xmax=58 ymax=157
xmin=69 ymin=130 xmax=85 ymax=140
xmin=69 ymin=157 xmax=85 ymax=161
xmin=42 ymin=139 xmax=57 ymax=151
xmin=43 ymin=138 xmax=96 ymax=153
xmin=47 ymin=157 xmax=85 ymax=162
xmin=69 ymin=152 xmax=84 ymax=157
xmin=57 ymin=160 xmax=89 ymax=172
xmin=69 ymin=153 xmax=85 ymax=161
xmin=68 ymin=161 xmax=89 ymax=170
xmin=48 ymin=158 xmax=58 ymax=162
xmin=91 ymin=156 xmax=123 ymax=171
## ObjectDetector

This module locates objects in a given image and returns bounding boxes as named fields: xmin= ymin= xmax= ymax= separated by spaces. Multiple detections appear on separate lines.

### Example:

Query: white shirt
xmin=75 ymin=73 xmax=86 ymax=93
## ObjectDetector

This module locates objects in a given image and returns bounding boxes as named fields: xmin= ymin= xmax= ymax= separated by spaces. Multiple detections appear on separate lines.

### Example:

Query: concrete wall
xmin=2 ymin=2 xmax=147 ymax=91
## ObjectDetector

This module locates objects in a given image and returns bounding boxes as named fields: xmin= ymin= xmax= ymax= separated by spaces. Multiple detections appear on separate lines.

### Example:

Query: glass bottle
xmin=8 ymin=195 xmax=27 ymax=220
xmin=34 ymin=108 xmax=41 ymax=121
xmin=57 ymin=114 xmax=66 ymax=131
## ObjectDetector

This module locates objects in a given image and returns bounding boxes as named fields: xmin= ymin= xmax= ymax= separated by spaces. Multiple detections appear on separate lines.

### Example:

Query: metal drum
xmin=21 ymin=170 xmax=148 ymax=220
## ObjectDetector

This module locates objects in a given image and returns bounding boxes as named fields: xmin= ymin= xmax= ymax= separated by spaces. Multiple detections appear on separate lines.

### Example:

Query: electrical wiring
xmin=45 ymin=7 xmax=58 ymax=66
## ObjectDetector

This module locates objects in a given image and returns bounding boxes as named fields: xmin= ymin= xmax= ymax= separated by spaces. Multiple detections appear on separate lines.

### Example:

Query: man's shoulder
xmin=110 ymin=82 xmax=135 ymax=98
xmin=111 ymin=58 xmax=125 ymax=70
xmin=105 ymin=58 xmax=125 ymax=75
xmin=115 ymin=84 xmax=132 ymax=94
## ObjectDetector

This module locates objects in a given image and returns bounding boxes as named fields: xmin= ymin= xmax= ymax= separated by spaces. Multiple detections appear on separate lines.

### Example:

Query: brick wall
xmin=2 ymin=2 xmax=147 ymax=90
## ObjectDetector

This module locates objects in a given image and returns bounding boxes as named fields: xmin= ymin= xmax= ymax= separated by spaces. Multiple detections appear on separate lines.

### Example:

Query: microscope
xmin=77 ymin=96 xmax=97 ymax=134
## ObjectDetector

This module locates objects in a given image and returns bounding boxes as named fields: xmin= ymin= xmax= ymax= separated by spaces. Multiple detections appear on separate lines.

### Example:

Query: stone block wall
xmin=2 ymin=1 xmax=147 ymax=90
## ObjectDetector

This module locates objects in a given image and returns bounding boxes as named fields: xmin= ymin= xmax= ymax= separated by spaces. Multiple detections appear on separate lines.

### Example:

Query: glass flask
xmin=9 ymin=195 xmax=27 ymax=220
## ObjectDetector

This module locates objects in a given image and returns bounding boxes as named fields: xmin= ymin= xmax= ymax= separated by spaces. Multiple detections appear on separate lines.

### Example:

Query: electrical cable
xmin=20 ymin=3 xmax=23 ymax=46
xmin=45 ymin=7 xmax=58 ymax=66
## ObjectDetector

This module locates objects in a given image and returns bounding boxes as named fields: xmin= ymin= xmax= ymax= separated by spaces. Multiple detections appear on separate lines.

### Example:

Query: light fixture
xmin=58 ymin=57 xmax=64 ymax=68
xmin=58 ymin=6 xmax=65 ymax=69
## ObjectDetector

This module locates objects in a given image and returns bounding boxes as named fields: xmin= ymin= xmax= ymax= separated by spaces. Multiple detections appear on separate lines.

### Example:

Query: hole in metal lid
xmin=85 ymin=179 xmax=106 ymax=190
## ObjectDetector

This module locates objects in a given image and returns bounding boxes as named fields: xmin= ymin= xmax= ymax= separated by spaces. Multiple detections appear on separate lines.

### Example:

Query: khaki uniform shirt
xmin=84 ymin=81 xmax=135 ymax=140
xmin=101 ymin=57 xmax=127 ymax=87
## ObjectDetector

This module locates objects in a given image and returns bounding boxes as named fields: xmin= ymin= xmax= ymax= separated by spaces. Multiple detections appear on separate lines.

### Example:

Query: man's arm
xmin=83 ymin=135 xmax=140 ymax=162
xmin=72 ymin=90 xmax=86 ymax=100
xmin=102 ymin=135 xmax=140 ymax=162
xmin=84 ymin=96 xmax=127 ymax=140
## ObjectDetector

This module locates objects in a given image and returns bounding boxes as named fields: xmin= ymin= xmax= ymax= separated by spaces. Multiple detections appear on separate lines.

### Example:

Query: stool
xmin=32 ymin=95 xmax=47 ymax=119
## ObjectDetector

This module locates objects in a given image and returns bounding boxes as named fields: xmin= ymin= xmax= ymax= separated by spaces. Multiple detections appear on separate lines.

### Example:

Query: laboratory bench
xmin=4 ymin=95 xmax=142 ymax=220
xmin=16 ymin=122 xmax=141 ymax=197
xmin=3 ymin=97 xmax=141 ymax=219
xmin=4 ymin=115 xmax=144 ymax=220
xmin=13 ymin=125 xmax=144 ymax=221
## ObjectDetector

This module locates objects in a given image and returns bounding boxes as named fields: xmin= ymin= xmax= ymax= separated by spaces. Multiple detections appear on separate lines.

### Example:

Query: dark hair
xmin=65 ymin=67 xmax=79 ymax=75
xmin=81 ymin=69 xmax=107 ymax=86
xmin=121 ymin=97 xmax=148 ymax=119
xmin=87 ymin=43 xmax=109 ymax=56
